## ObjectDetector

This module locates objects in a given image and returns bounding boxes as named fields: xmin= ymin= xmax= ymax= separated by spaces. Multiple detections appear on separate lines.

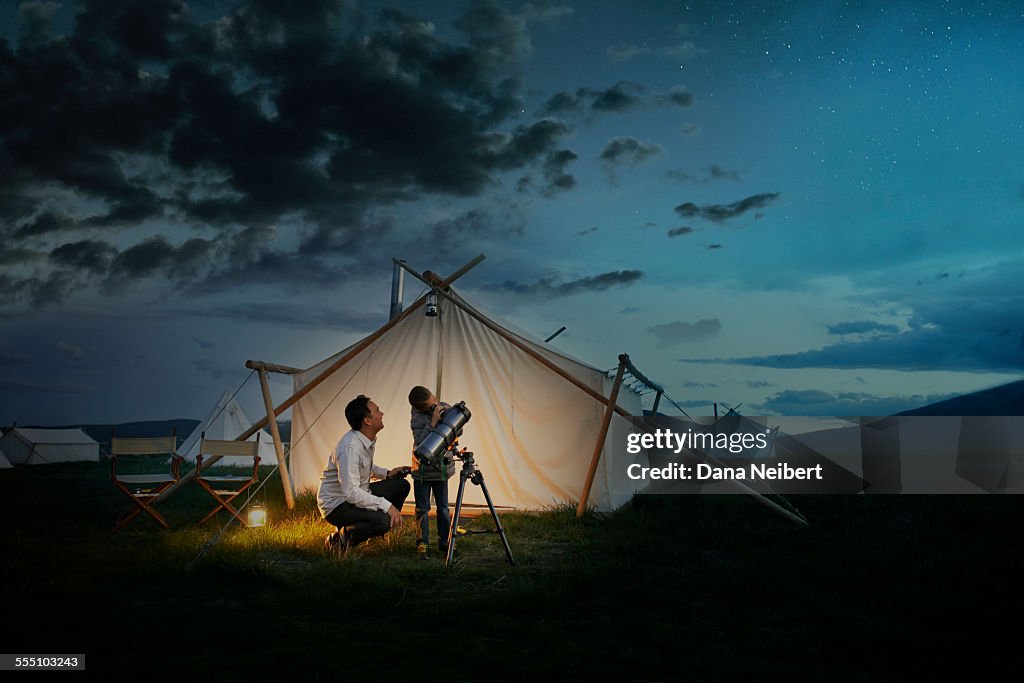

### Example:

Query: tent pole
xmin=155 ymin=257 xmax=484 ymax=503
xmin=651 ymin=391 xmax=662 ymax=417
xmin=259 ymin=368 xmax=296 ymax=510
xmin=577 ymin=355 xmax=627 ymax=517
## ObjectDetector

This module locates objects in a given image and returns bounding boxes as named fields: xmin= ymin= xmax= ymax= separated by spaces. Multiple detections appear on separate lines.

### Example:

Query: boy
xmin=408 ymin=385 xmax=456 ymax=559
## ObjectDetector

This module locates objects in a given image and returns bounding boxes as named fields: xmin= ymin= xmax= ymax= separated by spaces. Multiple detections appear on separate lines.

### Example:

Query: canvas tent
xmin=0 ymin=447 xmax=12 ymax=469
xmin=289 ymin=287 xmax=644 ymax=511
xmin=178 ymin=391 xmax=278 ymax=467
xmin=0 ymin=428 xmax=100 ymax=465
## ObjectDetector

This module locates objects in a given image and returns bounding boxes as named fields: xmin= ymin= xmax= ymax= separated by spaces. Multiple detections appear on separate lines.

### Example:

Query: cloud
xmin=576 ymin=227 xmax=598 ymax=237
xmin=540 ymin=149 xmax=578 ymax=196
xmin=674 ymin=193 xmax=780 ymax=223
xmin=190 ymin=336 xmax=215 ymax=351
xmin=646 ymin=319 xmax=722 ymax=347
xmin=827 ymin=321 xmax=901 ymax=336
xmin=667 ymin=227 xmax=694 ymax=238
xmin=606 ymin=41 xmax=703 ymax=63
xmin=430 ymin=208 xmax=525 ymax=241
xmin=496 ymin=270 xmax=644 ymax=298
xmin=54 ymin=341 xmax=84 ymax=360
xmin=666 ymin=165 xmax=743 ymax=185
xmin=1 ymin=0 xmax=581 ymax=304
xmin=590 ymin=81 xmax=645 ymax=112
xmin=755 ymin=389 xmax=957 ymax=416
xmin=179 ymin=303 xmax=387 ymax=333
xmin=707 ymin=244 xmax=722 ymax=250
xmin=49 ymin=240 xmax=118 ymax=275
xmin=600 ymin=137 xmax=663 ymax=185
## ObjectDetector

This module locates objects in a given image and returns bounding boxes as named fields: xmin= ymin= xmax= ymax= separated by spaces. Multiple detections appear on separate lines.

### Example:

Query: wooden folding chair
xmin=111 ymin=433 xmax=183 ymax=530
xmin=195 ymin=434 xmax=261 ymax=526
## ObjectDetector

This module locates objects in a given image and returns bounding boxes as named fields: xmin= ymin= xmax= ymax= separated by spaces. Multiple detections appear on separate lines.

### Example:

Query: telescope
xmin=414 ymin=401 xmax=471 ymax=470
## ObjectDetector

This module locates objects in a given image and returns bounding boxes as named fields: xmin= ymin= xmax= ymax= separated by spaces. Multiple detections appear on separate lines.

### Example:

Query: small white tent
xmin=0 ymin=447 xmax=12 ymax=469
xmin=289 ymin=287 xmax=643 ymax=511
xmin=0 ymin=428 xmax=100 ymax=465
xmin=179 ymin=391 xmax=278 ymax=467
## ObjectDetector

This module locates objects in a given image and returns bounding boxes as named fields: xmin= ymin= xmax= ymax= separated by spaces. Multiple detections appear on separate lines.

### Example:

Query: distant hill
xmin=71 ymin=420 xmax=201 ymax=448
xmin=898 ymin=379 xmax=1024 ymax=416
xmin=40 ymin=418 xmax=293 ymax=451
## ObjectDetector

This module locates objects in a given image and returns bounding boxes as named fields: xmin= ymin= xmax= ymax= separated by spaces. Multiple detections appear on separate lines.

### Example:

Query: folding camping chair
xmin=194 ymin=434 xmax=261 ymax=526
xmin=110 ymin=433 xmax=183 ymax=530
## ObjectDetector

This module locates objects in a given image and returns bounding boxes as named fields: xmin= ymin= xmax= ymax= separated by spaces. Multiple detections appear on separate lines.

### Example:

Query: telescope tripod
xmin=445 ymin=450 xmax=515 ymax=569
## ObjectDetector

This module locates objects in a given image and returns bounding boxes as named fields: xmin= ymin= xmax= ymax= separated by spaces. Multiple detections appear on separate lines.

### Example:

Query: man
xmin=318 ymin=394 xmax=410 ymax=552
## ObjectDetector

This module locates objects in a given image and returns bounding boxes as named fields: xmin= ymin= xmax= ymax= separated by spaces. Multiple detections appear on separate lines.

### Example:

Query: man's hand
xmin=386 ymin=466 xmax=410 ymax=479
xmin=387 ymin=504 xmax=402 ymax=529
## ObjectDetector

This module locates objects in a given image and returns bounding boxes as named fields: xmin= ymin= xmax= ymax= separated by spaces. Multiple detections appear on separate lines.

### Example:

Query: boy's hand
xmin=429 ymin=403 xmax=444 ymax=426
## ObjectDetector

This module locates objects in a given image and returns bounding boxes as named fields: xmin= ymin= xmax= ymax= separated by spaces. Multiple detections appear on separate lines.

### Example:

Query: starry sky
xmin=2 ymin=0 xmax=1022 ymax=426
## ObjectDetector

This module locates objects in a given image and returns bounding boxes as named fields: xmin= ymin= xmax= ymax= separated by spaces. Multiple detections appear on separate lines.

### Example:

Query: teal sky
xmin=2 ymin=0 xmax=1022 ymax=424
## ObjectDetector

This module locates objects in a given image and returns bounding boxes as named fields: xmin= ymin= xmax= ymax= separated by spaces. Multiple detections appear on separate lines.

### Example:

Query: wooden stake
xmin=259 ymin=368 xmax=295 ymax=509
xmin=577 ymin=356 xmax=627 ymax=517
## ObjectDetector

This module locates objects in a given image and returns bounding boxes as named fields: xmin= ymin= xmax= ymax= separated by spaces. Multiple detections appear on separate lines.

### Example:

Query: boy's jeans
xmin=414 ymin=478 xmax=451 ymax=551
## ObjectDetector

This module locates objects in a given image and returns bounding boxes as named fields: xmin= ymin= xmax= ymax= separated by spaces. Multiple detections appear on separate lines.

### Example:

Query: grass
xmin=1 ymin=460 xmax=1022 ymax=680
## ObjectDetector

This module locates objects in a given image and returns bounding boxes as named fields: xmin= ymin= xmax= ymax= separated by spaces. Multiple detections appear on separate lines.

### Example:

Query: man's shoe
xmin=416 ymin=541 xmax=430 ymax=560
xmin=326 ymin=529 xmax=349 ymax=556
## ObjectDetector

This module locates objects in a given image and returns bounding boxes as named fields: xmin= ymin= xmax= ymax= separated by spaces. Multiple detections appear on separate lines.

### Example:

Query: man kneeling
xmin=318 ymin=394 xmax=410 ymax=552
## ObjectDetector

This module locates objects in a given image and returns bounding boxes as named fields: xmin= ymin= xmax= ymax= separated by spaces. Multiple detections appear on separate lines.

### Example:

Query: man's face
xmin=365 ymin=400 xmax=384 ymax=432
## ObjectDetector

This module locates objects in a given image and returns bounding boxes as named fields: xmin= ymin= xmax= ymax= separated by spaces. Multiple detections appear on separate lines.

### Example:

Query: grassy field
xmin=1 ymin=460 xmax=1021 ymax=680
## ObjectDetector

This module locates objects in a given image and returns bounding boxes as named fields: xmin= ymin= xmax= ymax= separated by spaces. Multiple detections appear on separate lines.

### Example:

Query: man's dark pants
xmin=325 ymin=478 xmax=410 ymax=546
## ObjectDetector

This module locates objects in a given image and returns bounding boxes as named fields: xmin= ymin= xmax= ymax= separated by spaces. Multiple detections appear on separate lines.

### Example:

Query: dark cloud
xmin=576 ymin=227 xmax=598 ymax=236
xmin=707 ymin=244 xmax=722 ymax=250
xmin=496 ymin=270 xmax=644 ymax=298
xmin=430 ymin=208 xmax=524 ymax=241
xmin=0 ymin=248 xmax=45 ymax=266
xmin=601 ymin=137 xmax=662 ymax=185
xmin=55 ymin=341 xmax=84 ymax=360
xmin=674 ymin=193 xmax=780 ymax=223
xmin=591 ymin=81 xmax=645 ymax=112
xmin=190 ymin=336 xmax=215 ymax=351
xmin=49 ymin=240 xmax=118 ymax=275
xmin=2 ymin=0 xmax=578 ymax=303
xmin=539 ymin=82 xmax=689 ymax=117
xmin=667 ymin=165 xmax=742 ymax=185
xmin=540 ymin=149 xmax=578 ymax=196
xmin=756 ymin=389 xmax=956 ymax=417
xmin=657 ymin=87 xmax=694 ymax=107
xmin=827 ymin=321 xmax=901 ymax=336
xmin=606 ymin=41 xmax=702 ymax=63
xmin=667 ymin=227 xmax=694 ymax=238
xmin=601 ymin=137 xmax=662 ymax=166
xmin=15 ymin=212 xmax=78 ymax=238
xmin=537 ymin=89 xmax=587 ymax=116
xmin=646 ymin=319 xmax=721 ymax=348
xmin=180 ymin=303 xmax=387 ymax=333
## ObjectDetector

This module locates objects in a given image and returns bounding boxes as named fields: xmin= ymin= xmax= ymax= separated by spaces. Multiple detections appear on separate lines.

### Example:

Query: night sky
xmin=2 ymin=0 xmax=1022 ymax=426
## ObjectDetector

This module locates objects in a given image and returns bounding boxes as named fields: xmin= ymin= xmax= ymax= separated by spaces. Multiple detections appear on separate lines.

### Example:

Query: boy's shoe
xmin=455 ymin=526 xmax=468 ymax=536
xmin=416 ymin=541 xmax=430 ymax=560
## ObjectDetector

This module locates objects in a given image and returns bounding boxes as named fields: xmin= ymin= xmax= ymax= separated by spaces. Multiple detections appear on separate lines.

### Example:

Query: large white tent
xmin=0 ymin=447 xmax=12 ymax=469
xmin=289 ymin=287 xmax=644 ymax=511
xmin=0 ymin=428 xmax=100 ymax=465
xmin=178 ymin=391 xmax=278 ymax=467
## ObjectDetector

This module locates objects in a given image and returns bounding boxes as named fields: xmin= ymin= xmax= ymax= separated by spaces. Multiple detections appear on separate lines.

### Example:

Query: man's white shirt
xmin=317 ymin=430 xmax=391 ymax=517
